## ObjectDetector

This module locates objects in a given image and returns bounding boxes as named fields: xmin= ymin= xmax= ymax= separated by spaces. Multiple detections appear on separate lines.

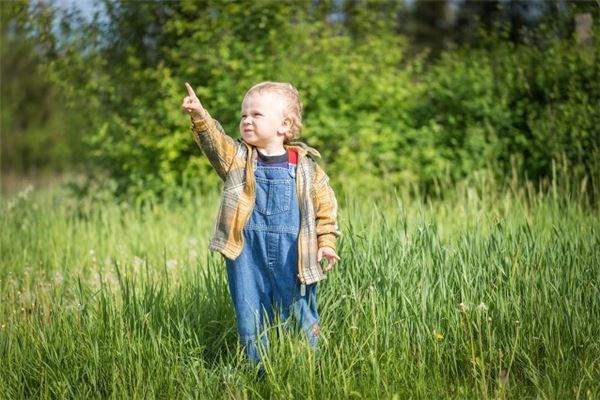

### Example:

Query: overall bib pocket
xmin=254 ymin=177 xmax=291 ymax=215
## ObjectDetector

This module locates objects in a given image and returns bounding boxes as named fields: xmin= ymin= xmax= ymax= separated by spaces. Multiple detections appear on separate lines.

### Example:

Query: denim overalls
xmin=225 ymin=150 xmax=319 ymax=366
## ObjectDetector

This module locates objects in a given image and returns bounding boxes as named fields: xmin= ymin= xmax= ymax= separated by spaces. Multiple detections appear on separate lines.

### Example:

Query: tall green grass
xmin=1 ymin=176 xmax=598 ymax=399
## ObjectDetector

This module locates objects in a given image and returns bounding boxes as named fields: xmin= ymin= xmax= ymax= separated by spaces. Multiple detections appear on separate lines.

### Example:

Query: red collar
xmin=288 ymin=148 xmax=298 ymax=165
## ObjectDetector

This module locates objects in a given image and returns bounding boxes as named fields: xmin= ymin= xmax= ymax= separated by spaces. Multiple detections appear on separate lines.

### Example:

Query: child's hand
xmin=317 ymin=247 xmax=341 ymax=273
xmin=181 ymin=82 xmax=207 ymax=120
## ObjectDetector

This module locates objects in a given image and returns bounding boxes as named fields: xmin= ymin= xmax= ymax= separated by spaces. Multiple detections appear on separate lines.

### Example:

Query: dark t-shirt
xmin=257 ymin=149 xmax=288 ymax=168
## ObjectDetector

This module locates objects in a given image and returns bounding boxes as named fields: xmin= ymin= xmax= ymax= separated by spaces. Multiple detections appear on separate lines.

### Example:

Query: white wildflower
xmin=105 ymin=271 xmax=119 ymax=287
xmin=92 ymin=272 xmax=102 ymax=283
xmin=187 ymin=236 xmax=199 ymax=247
xmin=52 ymin=272 xmax=64 ymax=285
xmin=133 ymin=256 xmax=144 ymax=269
xmin=477 ymin=302 xmax=488 ymax=312
xmin=166 ymin=259 xmax=178 ymax=270
xmin=18 ymin=185 xmax=34 ymax=201
xmin=221 ymin=364 xmax=236 ymax=384
xmin=19 ymin=291 xmax=34 ymax=307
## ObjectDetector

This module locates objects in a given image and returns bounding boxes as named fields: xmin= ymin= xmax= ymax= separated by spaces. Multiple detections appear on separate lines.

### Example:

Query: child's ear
xmin=277 ymin=116 xmax=292 ymax=135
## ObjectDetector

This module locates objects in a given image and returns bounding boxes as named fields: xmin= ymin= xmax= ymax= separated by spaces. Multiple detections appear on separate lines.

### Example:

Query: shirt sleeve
xmin=190 ymin=112 xmax=238 ymax=181
xmin=312 ymin=163 xmax=341 ymax=250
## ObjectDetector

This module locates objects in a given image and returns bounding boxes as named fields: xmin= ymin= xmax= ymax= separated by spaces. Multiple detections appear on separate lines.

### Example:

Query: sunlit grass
xmin=1 ymin=177 xmax=598 ymax=399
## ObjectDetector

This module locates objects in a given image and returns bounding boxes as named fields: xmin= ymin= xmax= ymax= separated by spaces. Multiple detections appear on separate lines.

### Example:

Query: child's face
xmin=239 ymin=92 xmax=290 ymax=149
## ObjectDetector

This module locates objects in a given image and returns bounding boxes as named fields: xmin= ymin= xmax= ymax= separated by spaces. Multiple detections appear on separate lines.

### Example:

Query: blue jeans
xmin=225 ymin=163 xmax=319 ymax=366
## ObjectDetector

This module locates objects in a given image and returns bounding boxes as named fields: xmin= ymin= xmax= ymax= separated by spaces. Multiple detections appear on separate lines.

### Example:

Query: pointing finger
xmin=185 ymin=82 xmax=197 ymax=99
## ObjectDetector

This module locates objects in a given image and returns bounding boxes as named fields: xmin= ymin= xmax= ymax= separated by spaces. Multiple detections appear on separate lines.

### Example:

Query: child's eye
xmin=254 ymin=113 xmax=262 ymax=117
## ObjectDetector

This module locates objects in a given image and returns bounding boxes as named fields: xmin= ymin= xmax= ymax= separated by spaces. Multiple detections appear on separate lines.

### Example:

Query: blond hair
xmin=245 ymin=81 xmax=303 ymax=142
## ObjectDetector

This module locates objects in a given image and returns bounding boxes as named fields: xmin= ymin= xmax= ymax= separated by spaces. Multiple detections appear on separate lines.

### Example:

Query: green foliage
xmin=0 ymin=1 xmax=84 ymax=173
xmin=414 ymin=29 xmax=600 ymax=194
xmin=5 ymin=1 xmax=600 ymax=200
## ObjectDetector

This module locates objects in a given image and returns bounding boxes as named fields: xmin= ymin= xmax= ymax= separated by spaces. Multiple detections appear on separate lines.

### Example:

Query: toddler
xmin=181 ymin=81 xmax=340 ymax=368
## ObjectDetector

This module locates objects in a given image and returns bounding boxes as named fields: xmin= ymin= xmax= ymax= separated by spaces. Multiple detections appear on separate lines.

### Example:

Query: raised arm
xmin=181 ymin=82 xmax=237 ymax=180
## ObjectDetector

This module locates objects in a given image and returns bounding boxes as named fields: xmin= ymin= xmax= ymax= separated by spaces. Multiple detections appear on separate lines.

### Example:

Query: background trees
xmin=2 ymin=0 xmax=598 ymax=200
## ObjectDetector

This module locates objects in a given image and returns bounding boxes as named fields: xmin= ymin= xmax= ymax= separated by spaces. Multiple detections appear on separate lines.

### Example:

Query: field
xmin=1 ymin=177 xmax=599 ymax=399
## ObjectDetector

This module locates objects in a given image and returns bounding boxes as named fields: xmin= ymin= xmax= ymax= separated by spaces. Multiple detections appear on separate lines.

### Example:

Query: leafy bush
xmin=413 ymin=30 xmax=600 ymax=195
xmin=36 ymin=1 xmax=599 ymax=200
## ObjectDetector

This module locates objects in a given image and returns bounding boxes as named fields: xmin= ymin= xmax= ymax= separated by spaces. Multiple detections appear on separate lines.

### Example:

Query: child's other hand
xmin=317 ymin=247 xmax=340 ymax=273
xmin=181 ymin=82 xmax=207 ymax=119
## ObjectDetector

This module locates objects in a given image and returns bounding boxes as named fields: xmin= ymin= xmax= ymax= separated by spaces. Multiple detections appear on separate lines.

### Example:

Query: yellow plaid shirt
xmin=190 ymin=113 xmax=340 ymax=285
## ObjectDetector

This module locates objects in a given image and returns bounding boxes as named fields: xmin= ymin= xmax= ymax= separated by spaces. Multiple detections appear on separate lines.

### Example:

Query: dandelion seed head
xmin=166 ymin=259 xmax=178 ymax=270
xmin=499 ymin=369 xmax=509 ymax=385
xmin=52 ymin=272 xmax=64 ymax=285
xmin=16 ymin=185 xmax=34 ymax=202
xmin=92 ymin=272 xmax=102 ymax=283
xmin=133 ymin=256 xmax=144 ymax=269
xmin=105 ymin=271 xmax=119 ymax=286
xmin=19 ymin=291 xmax=34 ymax=307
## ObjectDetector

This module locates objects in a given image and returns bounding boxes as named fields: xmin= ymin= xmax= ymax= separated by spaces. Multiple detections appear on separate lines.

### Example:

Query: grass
xmin=1 ymin=175 xmax=599 ymax=399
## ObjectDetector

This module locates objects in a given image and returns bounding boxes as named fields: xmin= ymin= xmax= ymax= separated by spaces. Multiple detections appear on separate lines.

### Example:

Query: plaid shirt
xmin=190 ymin=113 xmax=340 ymax=285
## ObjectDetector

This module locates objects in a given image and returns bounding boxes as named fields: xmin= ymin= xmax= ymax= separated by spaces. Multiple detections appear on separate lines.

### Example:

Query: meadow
xmin=1 ymin=174 xmax=599 ymax=399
